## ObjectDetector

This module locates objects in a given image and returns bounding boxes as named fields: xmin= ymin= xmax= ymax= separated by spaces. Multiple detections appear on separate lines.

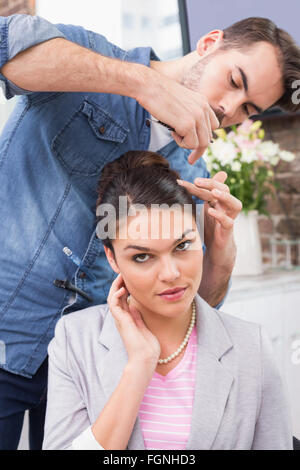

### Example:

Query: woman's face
xmin=105 ymin=207 xmax=203 ymax=319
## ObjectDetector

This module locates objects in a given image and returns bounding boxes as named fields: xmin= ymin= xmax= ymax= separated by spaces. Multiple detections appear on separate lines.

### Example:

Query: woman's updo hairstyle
xmin=96 ymin=150 xmax=196 ymax=249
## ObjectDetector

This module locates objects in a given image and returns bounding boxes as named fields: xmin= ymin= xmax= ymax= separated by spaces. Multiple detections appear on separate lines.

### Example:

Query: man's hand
xmin=136 ymin=67 xmax=220 ymax=163
xmin=2 ymin=29 xmax=219 ymax=163
xmin=177 ymin=171 xmax=243 ymax=307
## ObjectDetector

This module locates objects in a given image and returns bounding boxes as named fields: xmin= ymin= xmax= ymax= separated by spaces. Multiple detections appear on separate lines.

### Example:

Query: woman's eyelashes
xmin=132 ymin=239 xmax=194 ymax=263
xmin=175 ymin=239 xmax=192 ymax=251
xmin=133 ymin=253 xmax=150 ymax=263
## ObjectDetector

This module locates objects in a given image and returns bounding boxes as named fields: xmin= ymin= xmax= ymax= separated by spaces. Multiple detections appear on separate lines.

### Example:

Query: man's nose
xmin=220 ymin=94 xmax=244 ymax=120
xmin=158 ymin=257 xmax=180 ymax=282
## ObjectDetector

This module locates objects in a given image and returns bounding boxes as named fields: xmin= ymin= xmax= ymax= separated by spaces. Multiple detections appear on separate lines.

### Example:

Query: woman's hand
xmin=177 ymin=172 xmax=242 ymax=306
xmin=107 ymin=273 xmax=161 ymax=370
xmin=177 ymin=172 xmax=242 ymax=267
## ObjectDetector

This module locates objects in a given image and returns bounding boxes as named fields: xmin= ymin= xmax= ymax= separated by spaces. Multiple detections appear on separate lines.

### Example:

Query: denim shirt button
xmin=78 ymin=271 xmax=86 ymax=279
xmin=146 ymin=119 xmax=150 ymax=127
xmin=99 ymin=126 xmax=106 ymax=134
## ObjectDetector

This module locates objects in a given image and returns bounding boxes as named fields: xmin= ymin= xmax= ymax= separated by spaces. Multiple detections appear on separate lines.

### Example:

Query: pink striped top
xmin=138 ymin=324 xmax=197 ymax=450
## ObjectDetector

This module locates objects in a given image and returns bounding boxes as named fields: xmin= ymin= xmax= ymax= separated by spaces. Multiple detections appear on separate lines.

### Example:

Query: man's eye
xmin=242 ymin=104 xmax=250 ymax=116
xmin=176 ymin=240 xmax=191 ymax=251
xmin=133 ymin=253 xmax=150 ymax=263
xmin=230 ymin=75 xmax=238 ymax=88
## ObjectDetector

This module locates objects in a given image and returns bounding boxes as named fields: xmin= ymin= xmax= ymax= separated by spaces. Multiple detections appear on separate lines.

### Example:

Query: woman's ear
xmin=104 ymin=245 xmax=120 ymax=274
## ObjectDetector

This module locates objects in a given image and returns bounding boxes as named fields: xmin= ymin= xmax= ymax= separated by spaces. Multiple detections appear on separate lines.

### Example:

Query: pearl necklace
xmin=157 ymin=299 xmax=196 ymax=365
xmin=126 ymin=296 xmax=196 ymax=365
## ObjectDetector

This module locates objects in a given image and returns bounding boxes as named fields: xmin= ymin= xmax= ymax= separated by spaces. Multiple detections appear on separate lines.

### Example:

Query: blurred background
xmin=0 ymin=0 xmax=299 ymax=449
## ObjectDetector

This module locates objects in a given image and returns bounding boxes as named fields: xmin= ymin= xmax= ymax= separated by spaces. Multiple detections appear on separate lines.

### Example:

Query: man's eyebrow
xmin=236 ymin=65 xmax=263 ymax=114
xmin=124 ymin=229 xmax=195 ymax=252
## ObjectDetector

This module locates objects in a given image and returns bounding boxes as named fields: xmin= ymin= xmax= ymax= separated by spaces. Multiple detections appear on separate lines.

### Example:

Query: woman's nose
xmin=158 ymin=258 xmax=180 ymax=282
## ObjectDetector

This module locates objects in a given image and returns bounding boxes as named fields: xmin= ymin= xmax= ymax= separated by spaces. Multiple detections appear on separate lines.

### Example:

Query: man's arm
xmin=0 ymin=14 xmax=219 ymax=160
xmin=0 ymin=14 xmax=66 ymax=99
xmin=198 ymin=242 xmax=235 ymax=308
xmin=0 ymin=17 xmax=143 ymax=100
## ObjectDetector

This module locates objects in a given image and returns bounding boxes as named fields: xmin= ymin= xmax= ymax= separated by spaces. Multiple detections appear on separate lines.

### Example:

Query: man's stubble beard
xmin=181 ymin=54 xmax=225 ymax=126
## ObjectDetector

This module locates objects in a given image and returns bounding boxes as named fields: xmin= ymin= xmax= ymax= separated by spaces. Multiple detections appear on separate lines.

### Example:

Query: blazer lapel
xmin=97 ymin=295 xmax=234 ymax=450
xmin=97 ymin=307 xmax=145 ymax=450
xmin=186 ymin=295 xmax=234 ymax=450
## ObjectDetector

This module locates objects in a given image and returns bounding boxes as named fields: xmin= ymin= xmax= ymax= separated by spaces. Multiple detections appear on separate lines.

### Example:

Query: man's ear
xmin=196 ymin=29 xmax=224 ymax=57
xmin=104 ymin=245 xmax=120 ymax=274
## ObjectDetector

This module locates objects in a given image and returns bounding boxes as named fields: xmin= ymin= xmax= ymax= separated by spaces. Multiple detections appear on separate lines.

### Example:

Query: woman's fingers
xmin=211 ymin=188 xmax=243 ymax=219
xmin=108 ymin=274 xmax=145 ymax=332
xmin=128 ymin=305 xmax=145 ymax=329
xmin=194 ymin=176 xmax=230 ymax=193
xmin=207 ymin=207 xmax=234 ymax=230
xmin=177 ymin=179 xmax=217 ymax=206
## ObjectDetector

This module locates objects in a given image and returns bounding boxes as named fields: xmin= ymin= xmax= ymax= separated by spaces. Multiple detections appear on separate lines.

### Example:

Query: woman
xmin=42 ymin=151 xmax=292 ymax=450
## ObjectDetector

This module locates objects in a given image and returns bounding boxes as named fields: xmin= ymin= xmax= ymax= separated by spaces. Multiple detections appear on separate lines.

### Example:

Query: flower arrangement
xmin=203 ymin=119 xmax=295 ymax=215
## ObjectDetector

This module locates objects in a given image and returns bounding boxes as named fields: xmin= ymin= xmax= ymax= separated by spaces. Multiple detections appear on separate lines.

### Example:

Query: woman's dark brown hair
xmin=96 ymin=151 xmax=196 ymax=250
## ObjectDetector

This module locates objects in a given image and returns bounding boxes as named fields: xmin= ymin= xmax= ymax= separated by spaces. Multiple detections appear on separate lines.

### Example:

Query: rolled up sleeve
xmin=0 ymin=14 xmax=66 ymax=99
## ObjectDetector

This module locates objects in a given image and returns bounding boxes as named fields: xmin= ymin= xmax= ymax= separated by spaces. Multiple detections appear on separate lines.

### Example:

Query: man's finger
xmin=208 ymin=105 xmax=220 ymax=130
xmin=171 ymin=131 xmax=183 ymax=147
xmin=188 ymin=146 xmax=208 ymax=164
xmin=171 ymin=129 xmax=199 ymax=151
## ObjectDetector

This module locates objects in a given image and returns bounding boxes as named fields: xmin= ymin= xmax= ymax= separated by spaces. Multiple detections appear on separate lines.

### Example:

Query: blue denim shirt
xmin=0 ymin=15 xmax=228 ymax=378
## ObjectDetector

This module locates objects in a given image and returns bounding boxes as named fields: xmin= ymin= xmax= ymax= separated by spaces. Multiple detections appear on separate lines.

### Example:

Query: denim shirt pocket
xmin=51 ymin=99 xmax=128 ymax=176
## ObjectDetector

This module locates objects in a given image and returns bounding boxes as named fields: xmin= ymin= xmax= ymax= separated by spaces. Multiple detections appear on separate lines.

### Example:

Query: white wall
xmin=36 ymin=0 xmax=123 ymax=46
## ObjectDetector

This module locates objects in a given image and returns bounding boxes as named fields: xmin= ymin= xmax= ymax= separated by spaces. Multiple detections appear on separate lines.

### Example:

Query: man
xmin=0 ymin=14 xmax=299 ymax=450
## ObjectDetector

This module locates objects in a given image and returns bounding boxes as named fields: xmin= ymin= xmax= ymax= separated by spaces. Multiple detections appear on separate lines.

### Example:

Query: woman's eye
xmin=133 ymin=253 xmax=150 ymax=263
xmin=176 ymin=240 xmax=191 ymax=251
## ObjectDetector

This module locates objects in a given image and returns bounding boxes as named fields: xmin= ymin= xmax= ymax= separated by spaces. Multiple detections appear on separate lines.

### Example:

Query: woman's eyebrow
xmin=123 ymin=229 xmax=195 ymax=252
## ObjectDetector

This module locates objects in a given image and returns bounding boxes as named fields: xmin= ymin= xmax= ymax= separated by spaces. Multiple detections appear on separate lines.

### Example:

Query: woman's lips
xmin=158 ymin=287 xmax=187 ymax=301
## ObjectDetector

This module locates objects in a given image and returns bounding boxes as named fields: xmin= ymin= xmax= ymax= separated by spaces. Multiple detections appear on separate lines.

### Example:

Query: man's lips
xmin=158 ymin=287 xmax=187 ymax=296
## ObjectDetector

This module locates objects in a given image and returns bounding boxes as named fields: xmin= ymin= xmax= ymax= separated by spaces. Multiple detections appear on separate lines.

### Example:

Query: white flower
xmin=270 ymin=155 xmax=280 ymax=166
xmin=240 ymin=148 xmax=257 ymax=164
xmin=210 ymin=139 xmax=237 ymax=166
xmin=257 ymin=141 xmax=279 ymax=162
xmin=231 ymin=161 xmax=242 ymax=172
xmin=279 ymin=150 xmax=295 ymax=162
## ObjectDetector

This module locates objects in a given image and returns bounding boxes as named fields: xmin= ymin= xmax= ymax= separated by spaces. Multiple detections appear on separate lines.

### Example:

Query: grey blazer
xmin=42 ymin=294 xmax=293 ymax=450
